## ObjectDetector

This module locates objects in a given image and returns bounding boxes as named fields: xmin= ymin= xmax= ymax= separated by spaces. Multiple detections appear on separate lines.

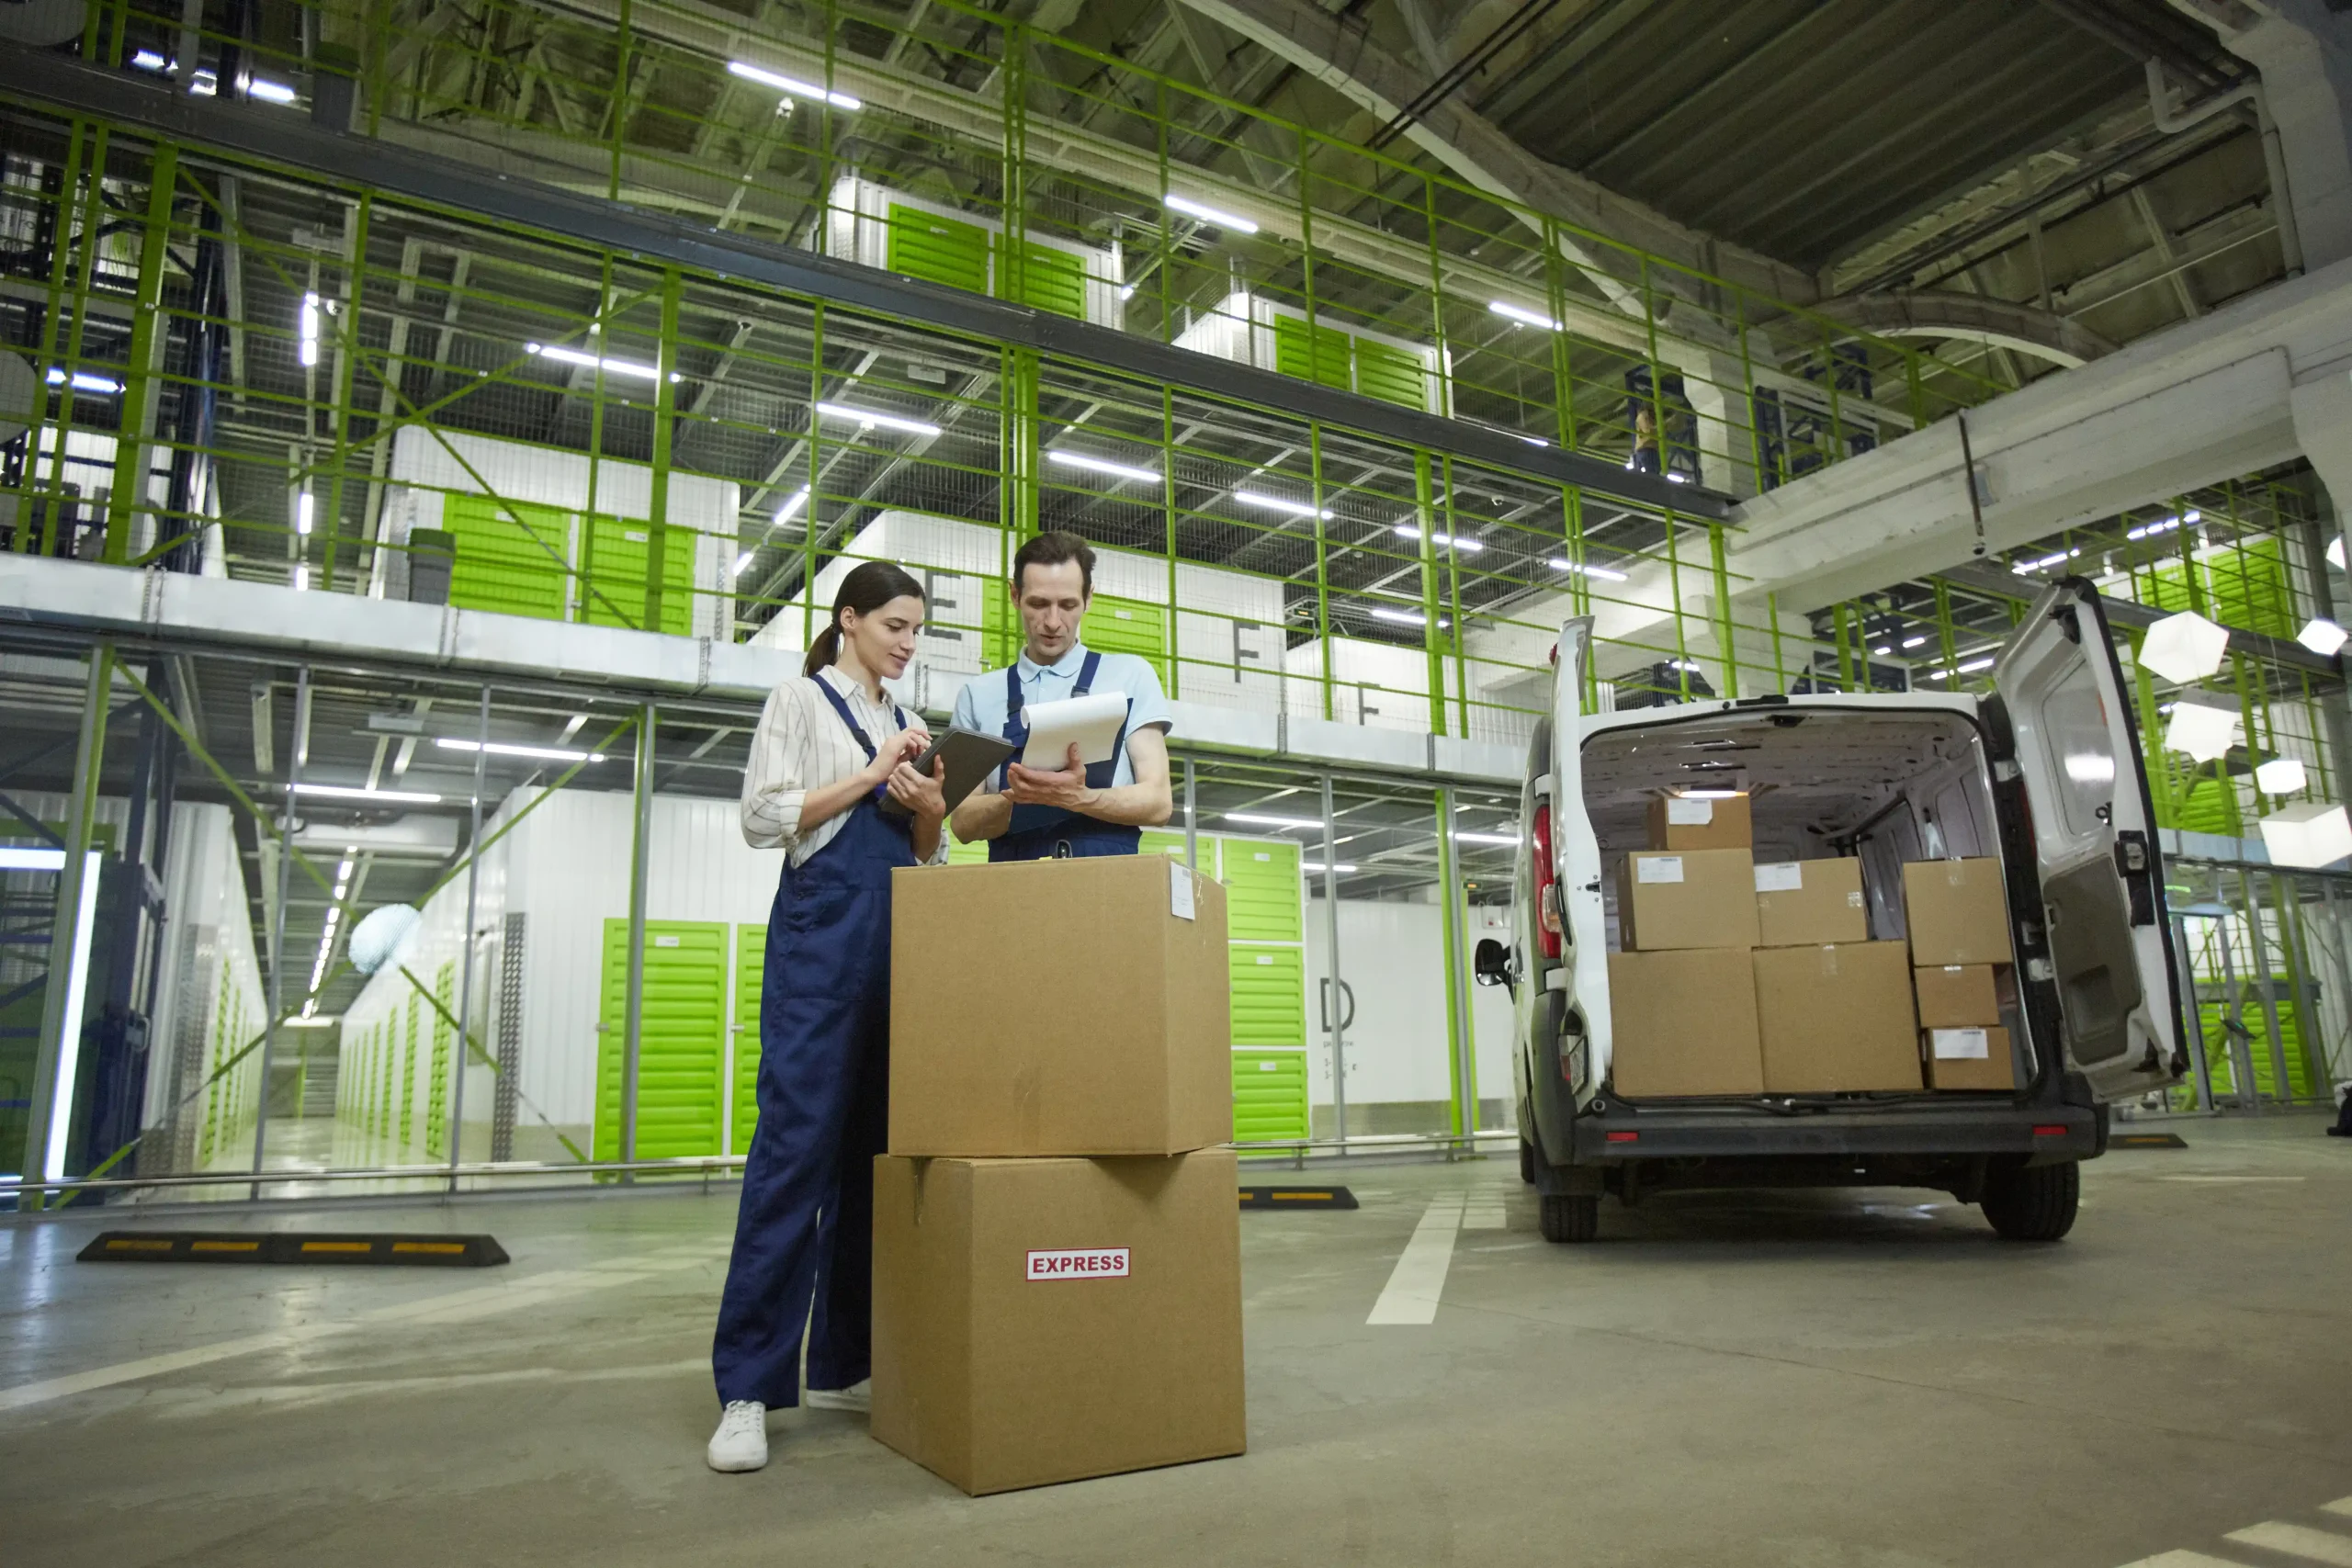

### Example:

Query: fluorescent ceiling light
xmin=2259 ymin=801 xmax=2352 ymax=869
xmin=2164 ymin=700 xmax=2239 ymax=762
xmin=246 ymin=78 xmax=297 ymax=104
xmin=2126 ymin=511 xmax=2196 ymax=542
xmin=1393 ymin=525 xmax=1482 ymax=554
xmin=1453 ymin=831 xmax=1519 ymax=846
xmin=290 ymin=783 xmax=444 ymax=804
xmin=2255 ymin=756 xmax=2308 ymax=795
xmin=816 ymin=400 xmax=942 ymax=437
xmin=2010 ymin=547 xmax=2078 ymax=575
xmin=1548 ymin=558 xmax=1628 ymax=581
xmin=2297 ymin=616 xmax=2347 ymax=657
xmin=296 ymin=491 xmax=313 ymax=536
xmin=526 ymin=343 xmax=679 ymax=383
xmin=1163 ymin=193 xmax=1258 ymax=233
xmin=2138 ymin=609 xmax=2231 ymax=683
xmin=1224 ymin=811 xmax=1322 ymax=830
xmin=1487 ymin=300 xmax=1561 ymax=332
xmin=1924 ymin=657 xmax=1996 ymax=680
xmin=434 ymin=738 xmax=605 ymax=763
xmin=1233 ymin=490 xmax=1330 ymax=519
xmin=292 ymin=564 xmax=310 ymax=592
xmin=190 ymin=69 xmax=216 ymax=95
xmin=41 ymin=852 xmax=103 ymax=1182
xmin=131 ymin=49 xmax=166 ymax=69
xmin=0 ymin=846 xmax=68 ymax=872
xmin=1370 ymin=606 xmax=1449 ymax=628
xmin=1048 ymin=449 xmax=1162 ymax=484
xmin=1873 ymin=645 xmax=1892 ymax=656
xmin=45 ymin=369 xmax=123 ymax=394
xmin=300 ymin=291 xmax=320 ymax=368
xmin=725 ymin=60 xmax=861 ymax=109
xmin=774 ymin=486 xmax=811 ymax=526
xmin=733 ymin=550 xmax=755 ymax=575
xmin=1301 ymin=862 xmax=1358 ymax=874
xmin=1903 ymin=634 xmax=1928 ymax=649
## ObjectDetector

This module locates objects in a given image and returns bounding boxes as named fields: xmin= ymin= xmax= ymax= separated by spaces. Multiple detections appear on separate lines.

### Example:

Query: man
xmin=950 ymin=530 xmax=1173 ymax=859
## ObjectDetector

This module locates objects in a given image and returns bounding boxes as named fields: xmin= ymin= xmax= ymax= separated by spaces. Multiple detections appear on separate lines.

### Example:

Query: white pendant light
xmin=2297 ymin=616 xmax=2348 ymax=657
xmin=2164 ymin=700 xmax=2240 ymax=762
xmin=2254 ymin=756 xmax=2308 ymax=795
xmin=2138 ymin=610 xmax=2232 ymax=683
xmin=2258 ymin=802 xmax=2352 ymax=869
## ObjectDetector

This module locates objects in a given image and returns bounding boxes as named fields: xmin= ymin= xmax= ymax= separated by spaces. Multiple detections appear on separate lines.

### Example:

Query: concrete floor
xmin=5 ymin=1118 xmax=2350 ymax=1568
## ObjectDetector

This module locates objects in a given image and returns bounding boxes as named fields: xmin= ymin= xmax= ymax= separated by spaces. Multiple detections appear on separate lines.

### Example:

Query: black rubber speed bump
xmin=1238 ymin=1186 xmax=1358 ymax=1210
xmin=78 ymin=1232 xmax=509 ymax=1267
xmin=2110 ymin=1133 xmax=2189 ymax=1149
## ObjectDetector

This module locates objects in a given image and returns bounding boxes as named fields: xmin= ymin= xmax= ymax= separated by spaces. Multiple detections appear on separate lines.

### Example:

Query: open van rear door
xmin=1991 ymin=580 xmax=2187 ymax=1100
xmin=1549 ymin=616 xmax=1611 ymax=1092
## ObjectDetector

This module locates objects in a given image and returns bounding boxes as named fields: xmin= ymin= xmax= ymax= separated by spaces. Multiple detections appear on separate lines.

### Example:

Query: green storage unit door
xmin=1000 ymin=235 xmax=1088 ymax=320
xmin=1353 ymin=336 xmax=1430 ymax=411
xmin=390 ymin=998 xmax=413 ymax=1144
xmin=581 ymin=513 xmax=695 ymax=635
xmin=731 ymin=924 xmax=765 ymax=1156
xmin=1082 ymin=594 xmax=1170 ymax=686
xmin=1231 ymin=1049 xmax=1309 ymax=1142
xmin=594 ymin=919 xmax=729 ymax=1160
xmin=443 ymin=494 xmax=571 ymax=622
xmin=946 ymin=832 xmax=992 ymax=865
xmin=1272 ymin=313 xmax=1353 ymax=391
xmin=1231 ymin=943 xmax=1307 ymax=1046
xmin=424 ymin=961 xmax=455 ymax=1158
xmin=1139 ymin=829 xmax=1190 ymax=862
xmin=979 ymin=575 xmax=1019 ymax=669
xmin=1220 ymin=837 xmax=1304 ymax=942
xmin=887 ymin=202 xmax=991 ymax=295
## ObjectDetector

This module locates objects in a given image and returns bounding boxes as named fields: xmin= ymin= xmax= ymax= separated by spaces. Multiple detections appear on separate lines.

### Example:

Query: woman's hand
xmin=888 ymin=755 xmax=948 ymax=822
xmin=864 ymin=729 xmax=925 ymax=791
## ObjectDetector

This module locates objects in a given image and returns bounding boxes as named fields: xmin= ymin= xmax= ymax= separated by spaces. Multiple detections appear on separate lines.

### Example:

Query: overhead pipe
xmin=2147 ymin=55 xmax=2303 ymax=274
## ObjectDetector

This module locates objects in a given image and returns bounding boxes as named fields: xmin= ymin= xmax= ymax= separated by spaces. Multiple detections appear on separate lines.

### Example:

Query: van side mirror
xmin=1474 ymin=937 xmax=1512 ymax=991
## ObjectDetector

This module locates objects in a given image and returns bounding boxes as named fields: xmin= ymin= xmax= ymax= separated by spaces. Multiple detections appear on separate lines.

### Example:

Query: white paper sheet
xmin=1017 ymin=692 xmax=1132 ymax=768
xmin=1754 ymin=862 xmax=1803 ymax=893
xmin=1635 ymin=855 xmax=1684 ymax=884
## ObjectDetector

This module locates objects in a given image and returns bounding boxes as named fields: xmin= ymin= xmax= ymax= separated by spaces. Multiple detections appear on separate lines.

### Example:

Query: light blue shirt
xmin=950 ymin=643 xmax=1174 ymax=788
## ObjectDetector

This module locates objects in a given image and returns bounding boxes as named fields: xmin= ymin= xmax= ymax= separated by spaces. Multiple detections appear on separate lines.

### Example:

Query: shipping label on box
xmin=1925 ymin=1025 xmax=2019 ymax=1091
xmin=1901 ymin=858 xmax=2014 ymax=965
xmin=1616 ymin=848 xmax=1758 ymax=951
xmin=1914 ymin=964 xmax=2002 ymax=1027
xmin=1645 ymin=792 xmax=1752 ymax=851
xmin=1753 ymin=857 xmax=1869 ymax=948
xmin=873 ymin=1149 xmax=1246 ymax=1496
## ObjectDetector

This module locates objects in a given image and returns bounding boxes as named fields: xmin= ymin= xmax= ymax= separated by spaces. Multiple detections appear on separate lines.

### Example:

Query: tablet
xmin=880 ymin=727 xmax=1017 ymax=818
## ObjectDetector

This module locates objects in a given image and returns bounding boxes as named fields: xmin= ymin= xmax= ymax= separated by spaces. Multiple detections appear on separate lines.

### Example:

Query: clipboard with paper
xmin=1016 ymin=692 xmax=1132 ymax=770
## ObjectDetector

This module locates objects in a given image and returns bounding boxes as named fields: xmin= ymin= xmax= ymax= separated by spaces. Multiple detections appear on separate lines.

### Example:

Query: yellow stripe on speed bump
xmin=390 ymin=1242 xmax=466 ymax=1255
xmin=190 ymin=1240 xmax=260 ymax=1253
xmin=300 ymin=1242 xmax=373 ymax=1253
xmin=105 ymin=1238 xmax=175 ymax=1251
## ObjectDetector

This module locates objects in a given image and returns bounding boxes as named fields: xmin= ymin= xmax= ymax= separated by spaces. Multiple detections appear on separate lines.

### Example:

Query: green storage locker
xmin=1219 ymin=836 xmax=1303 ymax=942
xmin=398 ymin=995 xmax=420 ymax=1149
xmin=1231 ymin=943 xmax=1307 ymax=1047
xmin=732 ymin=923 xmax=765 ymax=1156
xmin=1232 ymin=1049 xmax=1309 ymax=1142
xmin=581 ymin=513 xmax=695 ymax=636
xmin=1082 ymin=593 xmax=1170 ymax=686
xmin=424 ymin=961 xmax=455 ymax=1158
xmin=1272 ymin=312 xmax=1354 ymax=392
xmin=1353 ymin=336 xmax=1430 ymax=411
xmin=998 ymin=233 xmax=1088 ymax=319
xmin=887 ymin=202 xmax=991 ymax=295
xmin=594 ymin=919 xmax=729 ymax=1160
xmin=444 ymin=494 xmax=571 ymax=622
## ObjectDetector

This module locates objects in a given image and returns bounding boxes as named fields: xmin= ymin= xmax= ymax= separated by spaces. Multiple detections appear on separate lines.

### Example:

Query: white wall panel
xmin=1303 ymin=895 xmax=1514 ymax=1122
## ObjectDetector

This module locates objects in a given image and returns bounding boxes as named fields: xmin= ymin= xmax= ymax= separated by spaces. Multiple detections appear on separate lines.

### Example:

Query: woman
xmin=707 ymin=560 xmax=946 ymax=1473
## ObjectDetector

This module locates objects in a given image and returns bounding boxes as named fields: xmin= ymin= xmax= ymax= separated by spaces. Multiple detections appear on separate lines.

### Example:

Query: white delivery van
xmin=1477 ymin=581 xmax=2187 ymax=1244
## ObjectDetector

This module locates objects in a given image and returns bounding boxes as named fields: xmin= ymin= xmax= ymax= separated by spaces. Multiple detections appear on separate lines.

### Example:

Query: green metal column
xmin=621 ymin=705 xmax=655 ymax=1171
xmin=1414 ymin=451 xmax=1444 ymax=731
xmin=22 ymin=642 xmax=113 ymax=1207
xmin=644 ymin=269 xmax=681 ymax=631
xmin=105 ymin=143 xmax=178 ymax=563
xmin=1003 ymin=345 xmax=1040 ymax=542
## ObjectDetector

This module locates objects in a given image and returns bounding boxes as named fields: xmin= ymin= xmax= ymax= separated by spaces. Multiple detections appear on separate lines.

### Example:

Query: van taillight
xmin=1533 ymin=803 xmax=1562 ymax=960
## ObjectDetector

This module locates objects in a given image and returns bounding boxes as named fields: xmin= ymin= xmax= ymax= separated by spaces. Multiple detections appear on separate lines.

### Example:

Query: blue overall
xmin=711 ymin=677 xmax=917 ymax=1407
xmin=989 ymin=650 xmax=1140 ymax=862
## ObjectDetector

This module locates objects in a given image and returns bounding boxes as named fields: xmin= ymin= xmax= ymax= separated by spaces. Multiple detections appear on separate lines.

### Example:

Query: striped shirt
xmin=740 ymin=666 xmax=945 ymax=868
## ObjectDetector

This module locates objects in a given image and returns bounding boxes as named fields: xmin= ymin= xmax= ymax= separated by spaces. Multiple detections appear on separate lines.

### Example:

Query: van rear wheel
xmin=1981 ymin=1161 xmax=2079 ymax=1242
xmin=1539 ymin=1193 xmax=1598 ymax=1244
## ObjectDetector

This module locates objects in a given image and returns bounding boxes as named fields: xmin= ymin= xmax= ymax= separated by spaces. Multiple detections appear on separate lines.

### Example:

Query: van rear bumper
xmin=1566 ymin=1101 xmax=2099 ymax=1164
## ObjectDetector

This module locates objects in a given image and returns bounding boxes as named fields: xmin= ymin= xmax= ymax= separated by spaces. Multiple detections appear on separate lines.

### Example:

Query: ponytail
xmin=804 ymin=559 xmax=927 ymax=678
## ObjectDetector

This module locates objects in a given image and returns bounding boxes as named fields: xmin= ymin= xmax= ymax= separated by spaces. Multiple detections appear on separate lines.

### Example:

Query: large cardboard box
xmin=1616 ymin=848 xmax=1759 ymax=951
xmin=1752 ymin=942 xmax=1922 ymax=1093
xmin=889 ymin=857 xmax=1231 ymax=1156
xmin=1925 ymin=1026 xmax=2019 ymax=1091
xmin=871 ymin=1148 xmax=1246 ymax=1495
xmin=1753 ymin=857 xmax=1868 ymax=947
xmin=1645 ymin=792 xmax=1753 ymax=851
xmin=1914 ymin=964 xmax=2002 ymax=1027
xmin=1902 ymin=858 xmax=2014 ymax=966
xmin=1607 ymin=949 xmax=1764 ymax=1098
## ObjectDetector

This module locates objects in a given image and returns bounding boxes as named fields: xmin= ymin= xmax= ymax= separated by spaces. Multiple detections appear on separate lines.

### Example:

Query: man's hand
xmin=1004 ymin=742 xmax=1093 ymax=810
xmin=888 ymin=756 xmax=947 ymax=822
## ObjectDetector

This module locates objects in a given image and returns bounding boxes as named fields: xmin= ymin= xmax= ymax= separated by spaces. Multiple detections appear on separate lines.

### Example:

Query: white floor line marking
xmin=2226 ymin=1522 xmax=2352 ymax=1565
xmin=2115 ymin=1553 xmax=2248 ymax=1567
xmin=1460 ymin=1203 xmax=1507 ymax=1232
xmin=2326 ymin=1499 xmax=2352 ymax=1518
xmin=0 ymin=1255 xmax=714 ymax=1413
xmin=2158 ymin=1175 xmax=2308 ymax=1184
xmin=1367 ymin=1199 xmax=1464 ymax=1325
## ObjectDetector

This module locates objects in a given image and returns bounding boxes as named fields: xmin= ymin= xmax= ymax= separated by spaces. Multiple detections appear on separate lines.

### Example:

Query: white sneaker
xmin=804 ymin=1379 xmax=870 ymax=1413
xmin=707 ymin=1400 xmax=769 ymax=1472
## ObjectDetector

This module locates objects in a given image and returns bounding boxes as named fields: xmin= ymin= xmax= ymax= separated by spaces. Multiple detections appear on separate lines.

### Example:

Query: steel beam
xmin=0 ymin=46 xmax=1725 ymax=520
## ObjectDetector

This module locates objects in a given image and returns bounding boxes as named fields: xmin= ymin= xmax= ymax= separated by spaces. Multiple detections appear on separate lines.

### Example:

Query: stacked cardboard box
xmin=1903 ymin=859 xmax=2020 ymax=1091
xmin=876 ymin=856 xmax=1246 ymax=1495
